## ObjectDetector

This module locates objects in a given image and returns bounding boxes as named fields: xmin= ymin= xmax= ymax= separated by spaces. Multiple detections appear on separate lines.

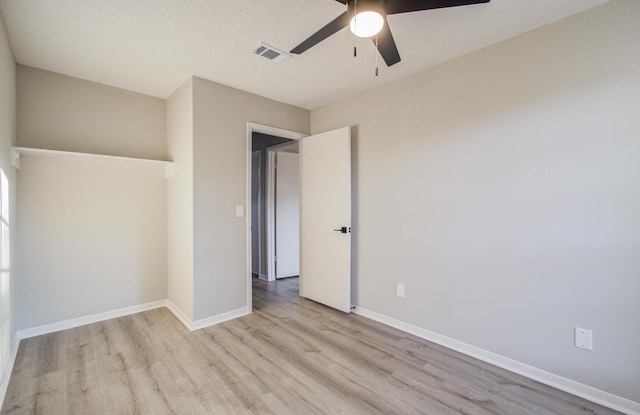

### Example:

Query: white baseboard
xmin=192 ymin=307 xmax=249 ymax=331
xmin=165 ymin=300 xmax=194 ymax=329
xmin=165 ymin=301 xmax=250 ymax=331
xmin=1 ymin=337 xmax=21 ymax=409
xmin=15 ymin=298 xmax=251 ymax=338
xmin=353 ymin=306 xmax=640 ymax=415
xmin=16 ymin=300 xmax=168 ymax=340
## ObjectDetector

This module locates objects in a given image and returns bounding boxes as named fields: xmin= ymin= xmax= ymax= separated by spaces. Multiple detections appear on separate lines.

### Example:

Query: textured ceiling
xmin=0 ymin=0 xmax=610 ymax=109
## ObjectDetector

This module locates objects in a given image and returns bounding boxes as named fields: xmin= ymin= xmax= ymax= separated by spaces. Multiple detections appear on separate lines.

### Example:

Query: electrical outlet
xmin=575 ymin=327 xmax=593 ymax=351
xmin=396 ymin=283 xmax=405 ymax=298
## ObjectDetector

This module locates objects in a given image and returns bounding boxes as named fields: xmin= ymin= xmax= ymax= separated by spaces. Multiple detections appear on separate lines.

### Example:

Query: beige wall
xmin=0 ymin=15 xmax=16 ymax=393
xmin=17 ymin=65 xmax=166 ymax=160
xmin=166 ymin=78 xmax=194 ymax=320
xmin=192 ymin=76 xmax=308 ymax=320
xmin=311 ymin=0 xmax=640 ymax=403
xmin=16 ymin=155 xmax=168 ymax=328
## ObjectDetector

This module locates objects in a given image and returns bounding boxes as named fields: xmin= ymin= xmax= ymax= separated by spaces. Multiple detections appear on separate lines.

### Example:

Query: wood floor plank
xmin=2 ymin=277 xmax=624 ymax=415
xmin=65 ymin=341 xmax=104 ymax=415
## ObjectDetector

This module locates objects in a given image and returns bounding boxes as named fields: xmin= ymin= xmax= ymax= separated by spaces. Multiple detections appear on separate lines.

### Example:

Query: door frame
xmin=266 ymin=141 xmax=300 ymax=281
xmin=250 ymin=149 xmax=262 ymax=280
xmin=246 ymin=122 xmax=307 ymax=312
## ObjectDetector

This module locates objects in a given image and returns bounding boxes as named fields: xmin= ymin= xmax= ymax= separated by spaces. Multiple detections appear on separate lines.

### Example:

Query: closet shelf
xmin=11 ymin=147 xmax=177 ymax=178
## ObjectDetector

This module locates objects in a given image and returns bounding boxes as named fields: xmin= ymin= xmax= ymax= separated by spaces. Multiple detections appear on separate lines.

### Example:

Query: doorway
xmin=251 ymin=135 xmax=297 ymax=280
xmin=246 ymin=123 xmax=306 ymax=311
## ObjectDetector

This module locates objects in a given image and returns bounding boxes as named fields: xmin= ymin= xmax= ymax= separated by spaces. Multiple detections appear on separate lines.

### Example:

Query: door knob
xmin=333 ymin=227 xmax=350 ymax=234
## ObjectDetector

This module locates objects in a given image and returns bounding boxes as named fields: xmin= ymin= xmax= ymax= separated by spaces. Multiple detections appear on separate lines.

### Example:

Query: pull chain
xmin=375 ymin=35 xmax=379 ymax=77
xmin=353 ymin=0 xmax=357 ymax=58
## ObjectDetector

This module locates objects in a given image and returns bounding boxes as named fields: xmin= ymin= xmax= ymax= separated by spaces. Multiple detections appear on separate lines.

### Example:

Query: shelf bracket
xmin=10 ymin=147 xmax=20 ymax=170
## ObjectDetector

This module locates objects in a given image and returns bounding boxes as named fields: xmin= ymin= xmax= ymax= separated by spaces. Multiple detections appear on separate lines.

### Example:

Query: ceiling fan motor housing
xmin=347 ymin=0 xmax=386 ymax=17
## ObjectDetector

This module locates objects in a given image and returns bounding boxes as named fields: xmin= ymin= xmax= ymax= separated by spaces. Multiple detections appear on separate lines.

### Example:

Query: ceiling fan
xmin=290 ymin=0 xmax=491 ymax=67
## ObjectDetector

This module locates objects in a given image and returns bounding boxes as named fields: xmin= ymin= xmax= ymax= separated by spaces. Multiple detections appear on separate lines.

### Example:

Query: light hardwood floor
xmin=2 ymin=277 xmax=622 ymax=414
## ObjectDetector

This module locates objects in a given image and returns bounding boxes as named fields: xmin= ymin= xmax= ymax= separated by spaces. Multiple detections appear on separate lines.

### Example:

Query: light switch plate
xmin=575 ymin=327 xmax=593 ymax=351
xmin=235 ymin=205 xmax=244 ymax=217
xmin=396 ymin=283 xmax=405 ymax=298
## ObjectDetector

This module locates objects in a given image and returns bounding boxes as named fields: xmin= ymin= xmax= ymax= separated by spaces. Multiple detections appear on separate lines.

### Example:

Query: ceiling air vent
xmin=252 ymin=42 xmax=291 ymax=63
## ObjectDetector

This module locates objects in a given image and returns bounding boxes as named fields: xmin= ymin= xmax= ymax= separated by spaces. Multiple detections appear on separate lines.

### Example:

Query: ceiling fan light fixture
xmin=349 ymin=11 xmax=384 ymax=38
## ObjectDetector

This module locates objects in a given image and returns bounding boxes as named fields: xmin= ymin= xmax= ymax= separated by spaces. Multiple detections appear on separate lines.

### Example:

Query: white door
xmin=275 ymin=151 xmax=300 ymax=279
xmin=300 ymin=127 xmax=351 ymax=313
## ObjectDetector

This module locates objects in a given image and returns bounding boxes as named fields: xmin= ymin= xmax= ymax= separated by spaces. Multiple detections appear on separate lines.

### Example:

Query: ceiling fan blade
xmin=387 ymin=0 xmax=490 ymax=15
xmin=290 ymin=11 xmax=350 ymax=55
xmin=373 ymin=19 xmax=401 ymax=67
